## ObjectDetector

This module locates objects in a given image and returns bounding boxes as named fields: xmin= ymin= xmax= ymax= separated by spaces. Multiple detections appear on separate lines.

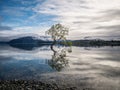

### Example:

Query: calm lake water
xmin=0 ymin=44 xmax=120 ymax=90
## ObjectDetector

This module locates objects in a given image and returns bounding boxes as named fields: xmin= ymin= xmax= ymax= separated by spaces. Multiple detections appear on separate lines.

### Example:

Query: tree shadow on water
xmin=48 ymin=45 xmax=72 ymax=71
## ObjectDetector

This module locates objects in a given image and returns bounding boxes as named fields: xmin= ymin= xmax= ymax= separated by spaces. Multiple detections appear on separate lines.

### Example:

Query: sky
xmin=0 ymin=0 xmax=120 ymax=40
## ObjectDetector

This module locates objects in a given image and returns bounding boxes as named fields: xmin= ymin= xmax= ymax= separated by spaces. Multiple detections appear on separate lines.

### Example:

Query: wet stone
xmin=0 ymin=80 xmax=77 ymax=90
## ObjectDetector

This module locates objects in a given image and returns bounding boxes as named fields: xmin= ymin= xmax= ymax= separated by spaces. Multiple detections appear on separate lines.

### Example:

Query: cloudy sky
xmin=0 ymin=0 xmax=120 ymax=40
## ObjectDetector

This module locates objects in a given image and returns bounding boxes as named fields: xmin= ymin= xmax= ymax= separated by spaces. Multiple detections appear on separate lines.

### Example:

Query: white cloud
xmin=33 ymin=0 xmax=120 ymax=40
xmin=1 ymin=0 xmax=120 ymax=40
xmin=0 ymin=26 xmax=49 ymax=37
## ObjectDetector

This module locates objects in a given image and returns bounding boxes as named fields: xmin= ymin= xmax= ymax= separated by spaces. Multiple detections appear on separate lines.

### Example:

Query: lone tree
xmin=46 ymin=23 xmax=69 ymax=52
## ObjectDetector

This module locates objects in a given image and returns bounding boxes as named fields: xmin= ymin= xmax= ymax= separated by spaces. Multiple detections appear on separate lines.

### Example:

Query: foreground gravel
xmin=0 ymin=80 xmax=77 ymax=90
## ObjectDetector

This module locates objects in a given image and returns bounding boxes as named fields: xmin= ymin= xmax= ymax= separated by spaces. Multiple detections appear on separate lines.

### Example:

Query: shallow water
xmin=0 ymin=45 xmax=120 ymax=90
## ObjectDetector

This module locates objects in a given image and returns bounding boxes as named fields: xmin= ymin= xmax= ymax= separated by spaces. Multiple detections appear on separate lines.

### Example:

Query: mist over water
xmin=0 ymin=44 xmax=120 ymax=90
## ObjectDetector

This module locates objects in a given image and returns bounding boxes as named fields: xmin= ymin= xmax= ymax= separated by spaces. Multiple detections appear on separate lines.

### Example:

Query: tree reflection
xmin=46 ymin=23 xmax=71 ymax=71
xmin=48 ymin=46 xmax=72 ymax=71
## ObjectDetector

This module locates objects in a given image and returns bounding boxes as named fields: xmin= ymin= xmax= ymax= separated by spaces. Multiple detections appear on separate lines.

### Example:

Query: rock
xmin=0 ymin=80 xmax=77 ymax=90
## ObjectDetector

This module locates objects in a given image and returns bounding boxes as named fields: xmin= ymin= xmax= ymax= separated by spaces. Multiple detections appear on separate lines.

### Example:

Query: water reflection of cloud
xmin=0 ymin=56 xmax=12 ymax=61
xmin=63 ymin=46 xmax=120 ymax=89
xmin=0 ymin=45 xmax=52 ymax=61
xmin=49 ymin=46 xmax=120 ymax=89
xmin=0 ymin=45 xmax=120 ymax=89
xmin=0 ymin=60 xmax=55 ymax=80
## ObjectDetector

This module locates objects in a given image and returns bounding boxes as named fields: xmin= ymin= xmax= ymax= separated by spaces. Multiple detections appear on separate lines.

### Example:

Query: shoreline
xmin=0 ymin=80 xmax=77 ymax=90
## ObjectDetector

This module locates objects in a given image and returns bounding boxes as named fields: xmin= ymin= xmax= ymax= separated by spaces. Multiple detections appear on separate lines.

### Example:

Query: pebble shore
xmin=0 ymin=80 xmax=77 ymax=90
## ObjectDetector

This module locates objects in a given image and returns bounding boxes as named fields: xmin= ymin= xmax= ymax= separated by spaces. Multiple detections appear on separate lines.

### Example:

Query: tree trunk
xmin=51 ymin=40 xmax=57 ymax=55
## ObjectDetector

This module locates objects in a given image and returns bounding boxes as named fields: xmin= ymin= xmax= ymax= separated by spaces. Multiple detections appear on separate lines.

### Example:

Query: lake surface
xmin=0 ymin=44 xmax=120 ymax=90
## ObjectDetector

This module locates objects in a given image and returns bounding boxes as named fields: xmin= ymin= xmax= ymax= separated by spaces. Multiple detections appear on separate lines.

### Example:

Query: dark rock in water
xmin=9 ymin=42 xmax=44 ymax=50
xmin=0 ymin=41 xmax=7 ymax=44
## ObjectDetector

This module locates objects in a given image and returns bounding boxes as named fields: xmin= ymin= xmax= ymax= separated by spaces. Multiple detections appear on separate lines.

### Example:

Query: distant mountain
xmin=8 ymin=36 xmax=52 ymax=50
xmin=9 ymin=36 xmax=52 ymax=43
xmin=0 ymin=34 xmax=52 ymax=42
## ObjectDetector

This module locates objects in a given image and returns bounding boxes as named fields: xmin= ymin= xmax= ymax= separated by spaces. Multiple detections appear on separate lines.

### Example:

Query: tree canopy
xmin=46 ymin=23 xmax=69 ymax=42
